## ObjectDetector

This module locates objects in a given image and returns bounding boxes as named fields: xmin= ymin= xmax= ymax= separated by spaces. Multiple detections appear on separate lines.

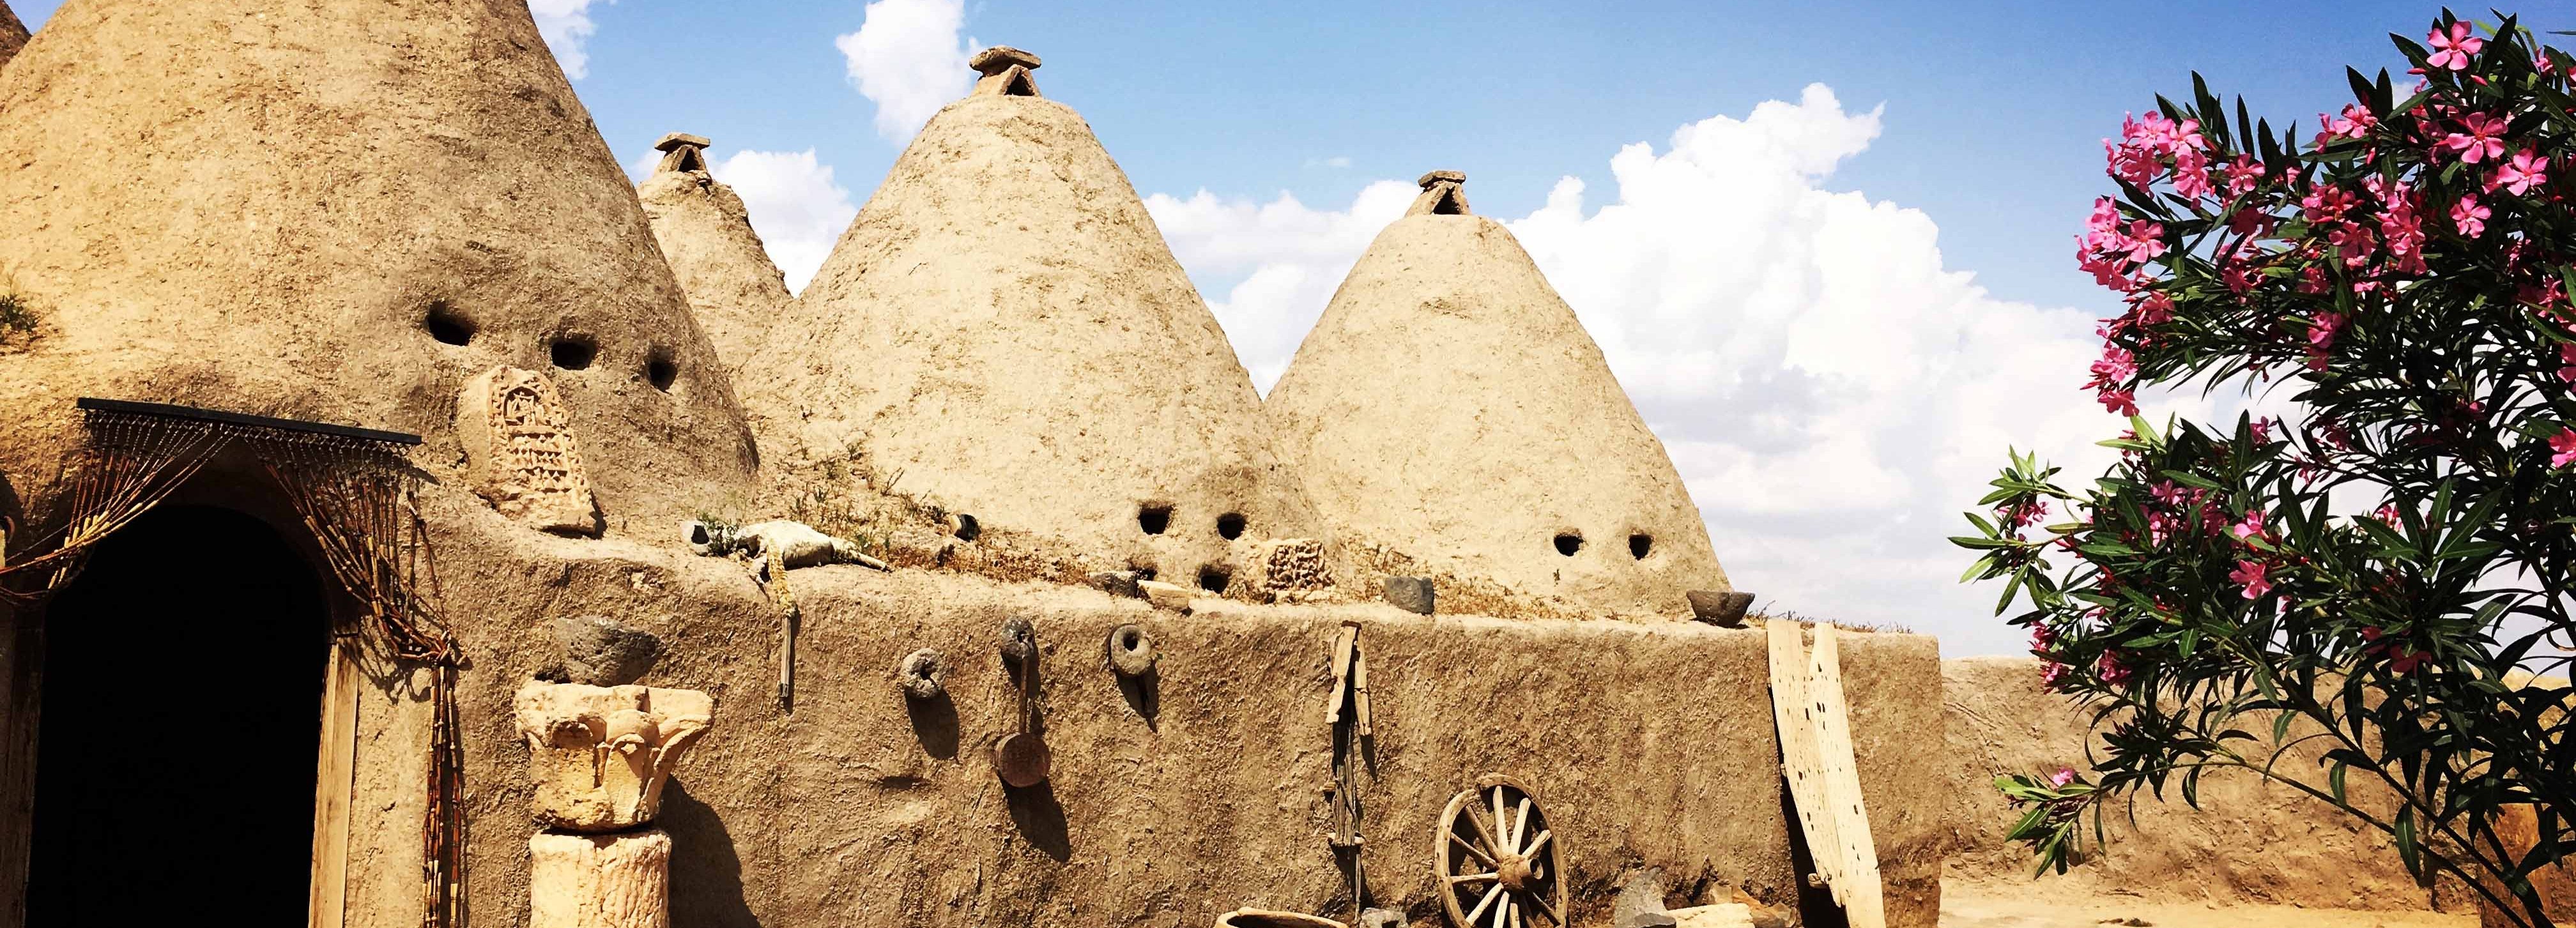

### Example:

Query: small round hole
xmin=1118 ymin=627 xmax=1142 ymax=650
xmin=953 ymin=513 xmax=980 ymax=542
xmin=424 ymin=301 xmax=474 ymax=346
xmin=1553 ymin=532 xmax=1584 ymax=556
xmin=646 ymin=351 xmax=678 ymax=391
xmin=1216 ymin=512 xmax=1246 ymax=540
xmin=1138 ymin=504 xmax=1171 ymax=535
xmin=1630 ymin=533 xmax=1653 ymax=559
xmin=549 ymin=335 xmax=597 ymax=370
xmin=1197 ymin=564 xmax=1232 ymax=593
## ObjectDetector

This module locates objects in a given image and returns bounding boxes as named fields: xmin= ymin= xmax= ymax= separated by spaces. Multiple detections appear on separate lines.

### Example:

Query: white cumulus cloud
xmin=707 ymin=149 xmax=860 ymax=294
xmin=1147 ymin=84 xmax=2193 ymax=655
xmin=529 ymin=0 xmax=612 ymax=80
xmin=835 ymin=0 xmax=977 ymax=143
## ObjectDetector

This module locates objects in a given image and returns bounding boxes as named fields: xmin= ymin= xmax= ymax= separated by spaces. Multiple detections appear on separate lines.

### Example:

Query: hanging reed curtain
xmin=0 ymin=399 xmax=466 ymax=928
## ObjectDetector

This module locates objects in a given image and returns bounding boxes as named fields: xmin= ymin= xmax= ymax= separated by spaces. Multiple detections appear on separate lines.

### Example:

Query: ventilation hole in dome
xmin=1000 ymin=68 xmax=1038 ymax=96
xmin=424 ymin=301 xmax=474 ymax=346
xmin=953 ymin=513 xmax=981 ymax=542
xmin=1630 ymin=533 xmax=1653 ymax=559
xmin=646 ymin=350 xmax=678 ymax=391
xmin=1197 ymin=564 xmax=1232 ymax=593
xmin=1137 ymin=504 xmax=1171 ymax=536
xmin=1554 ymin=532 xmax=1584 ymax=557
xmin=1216 ymin=512 xmax=1246 ymax=540
xmin=1430 ymin=188 xmax=1466 ymax=215
xmin=549 ymin=335 xmax=597 ymax=370
xmin=1117 ymin=625 xmax=1144 ymax=651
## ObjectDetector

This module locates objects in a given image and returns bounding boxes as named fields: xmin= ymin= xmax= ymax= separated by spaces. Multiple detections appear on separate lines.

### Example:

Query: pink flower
xmin=2490 ymin=149 xmax=2549 ymax=196
xmin=2329 ymin=224 xmax=2376 ymax=268
xmin=2152 ymin=480 xmax=2188 ymax=508
xmin=2121 ymin=220 xmax=2168 ymax=264
xmin=2223 ymin=156 xmax=2266 ymax=197
xmin=2373 ymin=503 xmax=2404 ymax=526
xmin=2050 ymin=768 xmax=2079 ymax=789
xmin=2427 ymin=22 xmax=2486 ymax=72
xmin=2310 ymin=312 xmax=2346 ymax=349
xmin=2091 ymin=345 xmax=2138 ymax=384
xmin=2556 ymin=344 xmax=2576 ymax=383
xmin=2172 ymin=151 xmax=2215 ymax=200
xmin=2451 ymin=195 xmax=2490 ymax=237
xmin=2328 ymin=104 xmax=2379 ymax=140
xmin=2231 ymin=559 xmax=2271 ymax=599
xmin=2086 ymin=197 xmax=2121 ymax=236
xmin=2106 ymin=141 xmax=2159 ymax=188
xmin=2097 ymin=651 xmax=2133 ymax=686
xmin=2442 ymin=112 xmax=2508 ymax=164
xmin=2133 ymin=291 xmax=2174 ymax=326
xmin=2232 ymin=510 xmax=2267 ymax=540
xmin=2302 ymin=186 xmax=2359 ymax=221
xmin=2040 ymin=660 xmax=2073 ymax=691
xmin=2551 ymin=429 xmax=2576 ymax=468
xmin=2097 ymin=387 xmax=2138 ymax=416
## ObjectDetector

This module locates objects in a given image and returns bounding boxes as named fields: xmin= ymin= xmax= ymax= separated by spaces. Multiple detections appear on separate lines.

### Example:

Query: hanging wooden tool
xmin=1325 ymin=620 xmax=1375 ymax=913
xmin=993 ymin=617 xmax=1051 ymax=787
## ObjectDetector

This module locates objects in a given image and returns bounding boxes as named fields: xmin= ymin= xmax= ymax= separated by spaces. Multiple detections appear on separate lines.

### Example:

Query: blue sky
xmin=13 ymin=1 xmax=2561 ymax=655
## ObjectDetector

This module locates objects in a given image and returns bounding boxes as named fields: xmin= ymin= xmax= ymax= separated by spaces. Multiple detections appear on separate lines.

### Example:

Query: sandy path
xmin=1941 ymin=879 xmax=2473 ymax=928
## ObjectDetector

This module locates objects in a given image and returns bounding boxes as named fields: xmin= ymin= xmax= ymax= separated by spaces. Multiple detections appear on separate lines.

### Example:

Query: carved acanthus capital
xmin=514 ymin=682 xmax=713 ymax=832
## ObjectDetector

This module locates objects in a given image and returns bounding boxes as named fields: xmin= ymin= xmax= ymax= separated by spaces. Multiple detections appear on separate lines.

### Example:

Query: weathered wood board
xmin=1807 ymin=625 xmax=1886 ymax=928
xmin=1766 ymin=621 xmax=1886 ymax=928
xmin=1766 ymin=620 xmax=1842 ymax=893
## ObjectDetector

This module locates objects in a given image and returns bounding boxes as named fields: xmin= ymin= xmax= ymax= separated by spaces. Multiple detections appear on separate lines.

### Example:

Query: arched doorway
xmin=25 ymin=504 xmax=330 ymax=924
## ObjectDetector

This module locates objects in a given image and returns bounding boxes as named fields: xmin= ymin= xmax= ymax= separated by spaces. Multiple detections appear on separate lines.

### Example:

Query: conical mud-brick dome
xmin=0 ymin=0 xmax=757 ymax=533
xmin=0 ymin=1 xmax=28 ymax=72
xmin=1265 ymin=172 xmax=1731 ymax=616
xmin=754 ymin=47 xmax=1312 ymax=586
xmin=637 ymin=132 xmax=789 ymax=379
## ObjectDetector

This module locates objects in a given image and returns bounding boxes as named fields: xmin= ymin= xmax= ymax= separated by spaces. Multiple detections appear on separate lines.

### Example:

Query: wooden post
xmin=307 ymin=639 xmax=360 ymax=928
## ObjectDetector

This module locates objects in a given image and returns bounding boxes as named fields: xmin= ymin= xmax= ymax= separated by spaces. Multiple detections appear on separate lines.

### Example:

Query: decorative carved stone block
xmin=1255 ymin=538 xmax=1330 ymax=593
xmin=459 ymin=366 xmax=601 ymax=536
xmin=514 ymin=683 xmax=713 ymax=832
xmin=529 ymin=829 xmax=671 ymax=928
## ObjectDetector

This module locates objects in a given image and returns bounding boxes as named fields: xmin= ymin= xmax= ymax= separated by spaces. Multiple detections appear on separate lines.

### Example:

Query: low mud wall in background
xmin=1938 ymin=655 xmax=2437 ymax=911
xmin=332 ymin=497 xmax=1951 ymax=927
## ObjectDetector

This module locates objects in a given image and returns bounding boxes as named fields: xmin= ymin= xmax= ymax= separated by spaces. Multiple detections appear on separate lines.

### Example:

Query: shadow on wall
xmin=661 ymin=779 xmax=760 ymax=927
xmin=1004 ymin=780 xmax=1071 ymax=862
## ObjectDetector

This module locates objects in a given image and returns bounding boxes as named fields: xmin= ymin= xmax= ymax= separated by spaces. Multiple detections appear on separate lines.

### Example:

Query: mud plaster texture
xmin=1264 ymin=213 xmax=1729 ymax=619
xmin=332 ymin=496 xmax=1947 ymax=928
xmin=0 ymin=1 xmax=26 ymax=74
xmin=1938 ymin=656 xmax=2439 ymax=912
xmin=636 ymin=162 xmax=790 ymax=382
xmin=0 ymin=0 xmax=758 ymax=536
xmin=747 ymin=89 xmax=1316 ymax=591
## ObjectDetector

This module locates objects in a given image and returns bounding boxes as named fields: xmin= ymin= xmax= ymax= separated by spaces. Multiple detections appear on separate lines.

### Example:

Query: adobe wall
xmin=340 ymin=493 xmax=1948 ymax=927
xmin=1938 ymin=655 xmax=2435 ymax=911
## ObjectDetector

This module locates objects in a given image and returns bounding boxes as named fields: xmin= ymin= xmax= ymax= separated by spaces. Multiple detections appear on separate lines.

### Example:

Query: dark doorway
xmin=27 ymin=505 xmax=330 ymax=924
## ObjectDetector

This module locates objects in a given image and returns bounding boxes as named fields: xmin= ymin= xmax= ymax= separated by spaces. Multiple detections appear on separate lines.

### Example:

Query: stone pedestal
xmin=529 ymin=830 xmax=671 ymax=928
xmin=514 ymin=683 xmax=714 ymax=833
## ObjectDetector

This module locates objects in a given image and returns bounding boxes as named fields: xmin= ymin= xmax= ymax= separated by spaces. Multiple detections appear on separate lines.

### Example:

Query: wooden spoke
xmin=1492 ymin=897 xmax=1512 ymax=928
xmin=1491 ymin=788 xmax=1510 ymax=852
xmin=1522 ymin=829 xmax=1551 ymax=858
xmin=1464 ymin=883 xmax=1505 ymax=924
xmin=1448 ymin=831 xmax=1496 ymax=865
xmin=1464 ymin=804 xmax=1503 ymax=860
xmin=1510 ymin=796 xmax=1532 ymax=850
xmin=1526 ymin=892 xmax=1564 ymax=927
xmin=1512 ymin=899 xmax=1528 ymax=928
xmin=1448 ymin=872 xmax=1496 ymax=885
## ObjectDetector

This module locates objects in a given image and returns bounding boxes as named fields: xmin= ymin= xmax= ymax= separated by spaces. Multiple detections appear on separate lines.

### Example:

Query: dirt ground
xmin=1940 ymin=879 xmax=2472 ymax=928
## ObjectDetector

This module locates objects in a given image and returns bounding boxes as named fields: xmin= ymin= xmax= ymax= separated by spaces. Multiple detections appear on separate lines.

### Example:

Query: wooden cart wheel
xmin=1434 ymin=775 xmax=1568 ymax=928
